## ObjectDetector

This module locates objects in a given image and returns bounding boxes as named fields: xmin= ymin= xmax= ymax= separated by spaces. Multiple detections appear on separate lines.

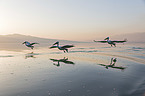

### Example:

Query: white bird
xmin=22 ymin=41 xmax=39 ymax=49
xmin=94 ymin=37 xmax=127 ymax=47
xmin=50 ymin=41 xmax=74 ymax=53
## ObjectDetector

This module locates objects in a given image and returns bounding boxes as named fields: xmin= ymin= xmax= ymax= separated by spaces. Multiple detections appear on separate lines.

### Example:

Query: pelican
xmin=22 ymin=41 xmax=39 ymax=49
xmin=50 ymin=41 xmax=74 ymax=53
xmin=94 ymin=37 xmax=127 ymax=47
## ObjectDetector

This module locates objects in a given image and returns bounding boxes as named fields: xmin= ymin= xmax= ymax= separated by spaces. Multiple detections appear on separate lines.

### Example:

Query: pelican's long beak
xmin=104 ymin=38 xmax=107 ymax=40
xmin=22 ymin=42 xmax=25 ymax=44
xmin=53 ymin=41 xmax=58 ymax=45
xmin=104 ymin=37 xmax=109 ymax=40
xmin=53 ymin=43 xmax=56 ymax=45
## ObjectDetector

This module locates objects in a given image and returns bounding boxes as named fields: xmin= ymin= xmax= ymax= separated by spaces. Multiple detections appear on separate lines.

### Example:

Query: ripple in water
xmin=0 ymin=55 xmax=14 ymax=57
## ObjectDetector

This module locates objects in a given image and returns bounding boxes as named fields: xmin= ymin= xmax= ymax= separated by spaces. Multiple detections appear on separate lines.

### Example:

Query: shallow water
xmin=0 ymin=42 xmax=145 ymax=96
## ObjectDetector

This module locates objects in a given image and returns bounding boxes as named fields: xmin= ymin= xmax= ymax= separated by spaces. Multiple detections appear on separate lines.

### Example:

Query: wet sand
xmin=0 ymin=42 xmax=145 ymax=96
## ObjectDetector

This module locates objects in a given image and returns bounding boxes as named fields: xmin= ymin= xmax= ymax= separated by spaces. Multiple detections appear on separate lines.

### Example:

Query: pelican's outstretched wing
xmin=98 ymin=64 xmax=107 ymax=66
xmin=50 ymin=59 xmax=58 ymax=62
xmin=94 ymin=40 xmax=107 ymax=43
xmin=112 ymin=39 xmax=127 ymax=43
xmin=30 ymin=42 xmax=39 ymax=45
xmin=61 ymin=45 xmax=74 ymax=48
xmin=111 ymin=66 xmax=126 ymax=70
xmin=63 ymin=60 xmax=75 ymax=64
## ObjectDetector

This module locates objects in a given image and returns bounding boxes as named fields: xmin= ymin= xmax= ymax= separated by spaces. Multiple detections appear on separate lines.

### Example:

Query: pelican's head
xmin=53 ymin=41 xmax=59 ymax=45
xmin=104 ymin=37 xmax=109 ymax=40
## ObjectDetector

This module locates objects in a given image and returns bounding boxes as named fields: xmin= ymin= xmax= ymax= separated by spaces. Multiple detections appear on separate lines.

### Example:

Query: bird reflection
xmin=98 ymin=58 xmax=126 ymax=70
xmin=50 ymin=57 xmax=75 ymax=67
xmin=25 ymin=52 xmax=36 ymax=59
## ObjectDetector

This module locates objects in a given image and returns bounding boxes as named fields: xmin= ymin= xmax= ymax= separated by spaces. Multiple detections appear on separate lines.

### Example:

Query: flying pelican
xmin=94 ymin=37 xmax=127 ymax=47
xmin=22 ymin=41 xmax=39 ymax=49
xmin=49 ymin=41 xmax=74 ymax=53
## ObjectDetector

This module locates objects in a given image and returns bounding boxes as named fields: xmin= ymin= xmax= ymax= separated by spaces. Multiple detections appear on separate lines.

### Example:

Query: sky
xmin=0 ymin=0 xmax=145 ymax=41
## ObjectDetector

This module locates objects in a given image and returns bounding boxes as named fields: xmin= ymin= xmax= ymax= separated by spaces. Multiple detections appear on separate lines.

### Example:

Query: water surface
xmin=0 ymin=42 xmax=145 ymax=96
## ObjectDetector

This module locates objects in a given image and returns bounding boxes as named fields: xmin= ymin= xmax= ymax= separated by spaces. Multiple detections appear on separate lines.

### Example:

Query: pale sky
xmin=0 ymin=0 xmax=145 ymax=41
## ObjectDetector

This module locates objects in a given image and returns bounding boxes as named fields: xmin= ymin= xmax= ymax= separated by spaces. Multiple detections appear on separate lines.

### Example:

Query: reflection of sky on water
xmin=0 ymin=42 xmax=145 ymax=96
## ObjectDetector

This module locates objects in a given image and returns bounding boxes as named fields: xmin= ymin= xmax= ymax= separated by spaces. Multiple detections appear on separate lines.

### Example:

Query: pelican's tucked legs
xmin=113 ymin=44 xmax=116 ymax=47
xmin=31 ymin=46 xmax=34 ymax=49
xmin=65 ymin=49 xmax=68 ymax=52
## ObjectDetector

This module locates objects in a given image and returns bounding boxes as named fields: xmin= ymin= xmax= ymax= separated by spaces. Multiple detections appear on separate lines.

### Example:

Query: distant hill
xmin=111 ymin=32 xmax=145 ymax=43
xmin=0 ymin=33 xmax=144 ymax=51
xmin=0 ymin=32 xmax=144 ymax=44
xmin=0 ymin=34 xmax=85 ymax=51
xmin=0 ymin=34 xmax=83 ymax=44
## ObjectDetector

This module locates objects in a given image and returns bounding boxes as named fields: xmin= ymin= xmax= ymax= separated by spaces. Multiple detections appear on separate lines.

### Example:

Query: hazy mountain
xmin=0 ymin=34 xmax=82 ymax=44
xmin=0 ymin=32 xmax=144 ymax=43
xmin=94 ymin=32 xmax=145 ymax=43
xmin=0 ymin=34 xmax=85 ymax=51
xmin=111 ymin=32 xmax=145 ymax=43
xmin=0 ymin=33 xmax=144 ymax=51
